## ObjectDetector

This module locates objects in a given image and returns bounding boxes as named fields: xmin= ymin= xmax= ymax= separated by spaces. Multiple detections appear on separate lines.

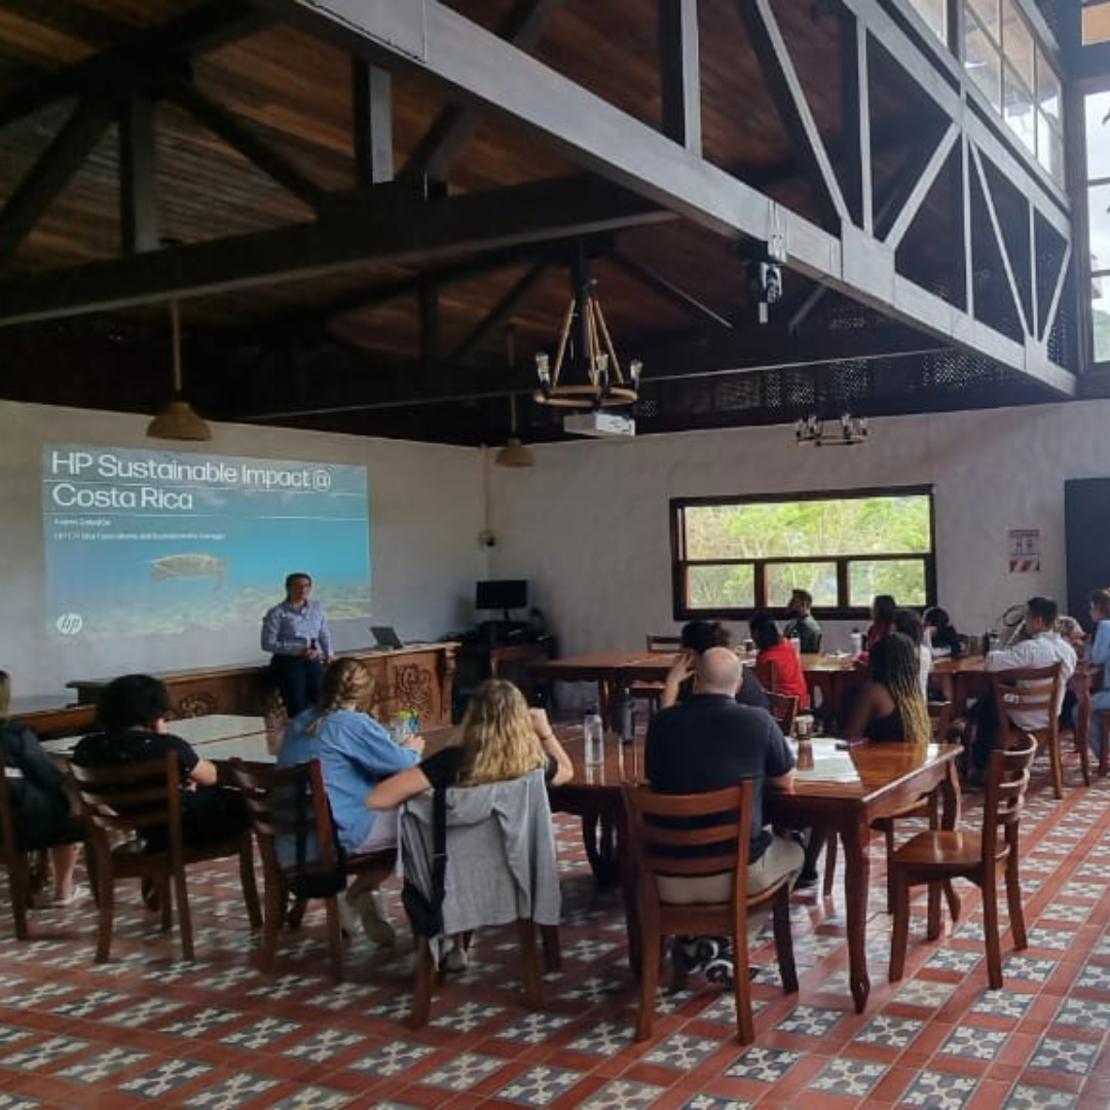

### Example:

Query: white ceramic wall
xmin=486 ymin=399 xmax=1110 ymax=667
xmin=0 ymin=400 xmax=487 ymax=698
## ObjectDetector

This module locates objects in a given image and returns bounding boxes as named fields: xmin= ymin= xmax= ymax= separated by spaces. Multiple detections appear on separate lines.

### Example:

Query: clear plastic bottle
xmin=583 ymin=712 xmax=605 ymax=766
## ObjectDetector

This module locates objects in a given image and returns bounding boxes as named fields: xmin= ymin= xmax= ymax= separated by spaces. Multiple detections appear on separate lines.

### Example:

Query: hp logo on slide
xmin=56 ymin=612 xmax=83 ymax=636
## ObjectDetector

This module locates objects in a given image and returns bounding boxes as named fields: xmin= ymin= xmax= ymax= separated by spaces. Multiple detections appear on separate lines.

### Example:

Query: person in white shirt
xmin=969 ymin=596 xmax=1076 ymax=779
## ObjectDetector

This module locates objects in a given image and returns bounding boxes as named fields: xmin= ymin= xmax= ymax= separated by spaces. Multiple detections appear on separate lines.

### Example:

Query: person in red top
xmin=865 ymin=594 xmax=897 ymax=650
xmin=749 ymin=611 xmax=810 ymax=711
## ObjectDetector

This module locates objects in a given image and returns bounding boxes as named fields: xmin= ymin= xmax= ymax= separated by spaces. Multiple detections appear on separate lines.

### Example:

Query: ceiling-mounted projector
xmin=562 ymin=411 xmax=635 ymax=438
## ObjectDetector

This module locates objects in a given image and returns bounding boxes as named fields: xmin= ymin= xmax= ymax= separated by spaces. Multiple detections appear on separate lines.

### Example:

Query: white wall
xmin=486 ymin=399 xmax=1110 ymax=660
xmin=1 ymin=400 xmax=487 ymax=698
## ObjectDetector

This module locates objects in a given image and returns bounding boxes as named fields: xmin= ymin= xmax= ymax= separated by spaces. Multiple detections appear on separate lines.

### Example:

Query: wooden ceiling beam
xmin=0 ymin=94 xmax=112 ymax=264
xmin=659 ymin=0 xmax=701 ymax=154
xmin=733 ymin=0 xmax=848 ymax=229
xmin=118 ymin=94 xmax=159 ymax=256
xmin=448 ymin=257 xmax=551 ymax=365
xmin=0 ymin=0 xmax=271 ymax=131
xmin=161 ymin=77 xmax=326 ymax=213
xmin=352 ymin=59 xmax=393 ymax=187
xmin=609 ymin=250 xmax=732 ymax=331
xmin=0 ymin=0 xmax=133 ymax=47
xmin=0 ymin=176 xmax=673 ymax=325
xmin=401 ymin=0 xmax=564 ymax=184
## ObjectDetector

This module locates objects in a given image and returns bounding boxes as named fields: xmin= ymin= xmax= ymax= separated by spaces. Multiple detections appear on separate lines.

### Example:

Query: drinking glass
xmin=583 ymin=713 xmax=605 ymax=766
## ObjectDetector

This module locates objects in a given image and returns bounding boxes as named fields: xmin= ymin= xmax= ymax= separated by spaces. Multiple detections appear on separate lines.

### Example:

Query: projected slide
xmin=43 ymin=444 xmax=371 ymax=642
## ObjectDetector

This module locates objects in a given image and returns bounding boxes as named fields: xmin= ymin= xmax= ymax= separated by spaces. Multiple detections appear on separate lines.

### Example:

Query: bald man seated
xmin=644 ymin=647 xmax=803 ymax=906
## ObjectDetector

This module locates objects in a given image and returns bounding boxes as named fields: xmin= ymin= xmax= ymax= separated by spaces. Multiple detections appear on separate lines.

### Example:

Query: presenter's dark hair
xmin=285 ymin=571 xmax=312 ymax=590
xmin=680 ymin=620 xmax=731 ymax=654
xmin=749 ymin=610 xmax=781 ymax=651
xmin=97 ymin=674 xmax=171 ymax=734
xmin=1027 ymin=596 xmax=1058 ymax=626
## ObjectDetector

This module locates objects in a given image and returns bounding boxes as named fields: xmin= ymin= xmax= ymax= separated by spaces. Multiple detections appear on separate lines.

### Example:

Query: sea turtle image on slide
xmin=149 ymin=553 xmax=228 ymax=589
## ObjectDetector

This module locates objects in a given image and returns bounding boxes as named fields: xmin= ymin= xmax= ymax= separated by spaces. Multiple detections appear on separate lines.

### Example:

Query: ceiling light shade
xmin=495 ymin=437 xmax=534 ymax=467
xmin=147 ymin=399 xmax=212 ymax=441
xmin=495 ymin=388 xmax=534 ymax=467
xmin=148 ymin=300 xmax=212 ymax=441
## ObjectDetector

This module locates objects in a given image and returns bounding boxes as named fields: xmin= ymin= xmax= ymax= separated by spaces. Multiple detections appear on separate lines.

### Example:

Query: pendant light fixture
xmin=495 ymin=325 xmax=534 ymax=468
xmin=147 ymin=300 xmax=211 ymax=441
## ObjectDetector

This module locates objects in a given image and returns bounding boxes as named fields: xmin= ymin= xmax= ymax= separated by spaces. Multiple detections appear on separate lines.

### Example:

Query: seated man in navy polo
xmin=645 ymin=647 xmax=803 ymax=983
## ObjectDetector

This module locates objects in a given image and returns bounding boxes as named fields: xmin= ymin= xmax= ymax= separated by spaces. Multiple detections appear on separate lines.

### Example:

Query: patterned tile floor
xmin=2 ymin=755 xmax=1110 ymax=1108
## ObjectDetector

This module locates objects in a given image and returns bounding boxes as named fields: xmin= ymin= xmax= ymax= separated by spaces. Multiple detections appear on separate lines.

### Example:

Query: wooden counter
xmin=66 ymin=642 xmax=459 ymax=729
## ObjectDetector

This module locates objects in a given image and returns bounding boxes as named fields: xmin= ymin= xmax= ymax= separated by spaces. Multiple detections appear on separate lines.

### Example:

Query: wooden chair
xmin=822 ymin=702 xmax=957 ymax=908
xmin=889 ymin=739 xmax=1037 ymax=989
xmin=622 ymin=780 xmax=798 ymax=1044
xmin=0 ymin=738 xmax=32 ymax=940
xmin=71 ymin=752 xmax=261 ymax=962
xmin=752 ymin=660 xmax=776 ymax=693
xmin=228 ymin=758 xmax=396 ymax=976
xmin=630 ymin=635 xmax=683 ymax=716
xmin=766 ymin=691 xmax=798 ymax=736
xmin=992 ymin=663 xmax=1084 ymax=798
xmin=405 ymin=787 xmax=562 ymax=1030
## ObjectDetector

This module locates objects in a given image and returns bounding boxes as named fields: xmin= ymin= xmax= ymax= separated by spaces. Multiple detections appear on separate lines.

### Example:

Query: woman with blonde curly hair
xmin=367 ymin=678 xmax=572 ymax=810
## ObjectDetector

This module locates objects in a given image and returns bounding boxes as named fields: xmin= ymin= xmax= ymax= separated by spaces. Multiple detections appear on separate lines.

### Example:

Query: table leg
xmin=842 ymin=817 xmax=871 ymax=1013
xmin=939 ymin=759 xmax=962 ymax=831
xmin=615 ymin=803 xmax=641 ymax=974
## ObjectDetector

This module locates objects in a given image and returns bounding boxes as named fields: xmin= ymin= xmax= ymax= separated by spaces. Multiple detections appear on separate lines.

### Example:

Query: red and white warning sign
xmin=1008 ymin=528 xmax=1040 ymax=573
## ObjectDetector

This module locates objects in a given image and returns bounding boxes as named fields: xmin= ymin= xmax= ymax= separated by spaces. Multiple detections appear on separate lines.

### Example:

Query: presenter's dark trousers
xmin=270 ymin=654 xmax=324 ymax=717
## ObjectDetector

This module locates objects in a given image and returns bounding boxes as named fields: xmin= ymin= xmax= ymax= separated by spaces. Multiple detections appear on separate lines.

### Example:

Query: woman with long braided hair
xmin=278 ymin=658 xmax=423 ymax=943
xmin=845 ymin=631 xmax=931 ymax=744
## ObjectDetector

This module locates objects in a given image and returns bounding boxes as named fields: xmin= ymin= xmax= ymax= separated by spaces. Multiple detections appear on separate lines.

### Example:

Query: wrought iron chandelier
xmin=533 ymin=247 xmax=640 ymax=409
xmin=794 ymin=410 xmax=868 ymax=447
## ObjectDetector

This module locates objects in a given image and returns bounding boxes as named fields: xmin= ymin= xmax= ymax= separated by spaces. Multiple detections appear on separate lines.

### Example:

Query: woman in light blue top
xmin=278 ymin=658 xmax=422 ymax=854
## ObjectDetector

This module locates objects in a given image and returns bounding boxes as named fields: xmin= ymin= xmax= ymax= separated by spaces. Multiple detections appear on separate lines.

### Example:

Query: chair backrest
xmin=227 ymin=758 xmax=339 ymax=874
xmin=0 ymin=736 xmax=17 ymax=864
xmin=981 ymin=739 xmax=1037 ymax=859
xmin=766 ymin=691 xmax=798 ymax=735
xmin=622 ymin=780 xmax=753 ymax=910
xmin=752 ymin=660 xmax=776 ymax=692
xmin=646 ymin=635 xmax=682 ymax=653
xmin=927 ymin=700 xmax=952 ymax=741
xmin=991 ymin=663 xmax=1062 ymax=743
xmin=70 ymin=751 xmax=183 ymax=860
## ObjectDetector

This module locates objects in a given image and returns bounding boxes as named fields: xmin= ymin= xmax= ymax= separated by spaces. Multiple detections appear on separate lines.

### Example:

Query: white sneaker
xmin=442 ymin=940 xmax=469 ymax=973
xmin=354 ymin=890 xmax=396 ymax=948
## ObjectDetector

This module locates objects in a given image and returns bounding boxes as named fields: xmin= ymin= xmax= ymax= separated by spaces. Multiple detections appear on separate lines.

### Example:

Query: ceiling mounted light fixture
xmin=534 ymin=244 xmax=640 ymax=409
xmin=147 ymin=300 xmax=211 ymax=441
xmin=795 ymin=410 xmax=869 ymax=447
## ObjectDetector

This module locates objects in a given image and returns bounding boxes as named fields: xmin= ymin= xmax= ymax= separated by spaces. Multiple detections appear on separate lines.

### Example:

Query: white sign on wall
xmin=1008 ymin=528 xmax=1040 ymax=573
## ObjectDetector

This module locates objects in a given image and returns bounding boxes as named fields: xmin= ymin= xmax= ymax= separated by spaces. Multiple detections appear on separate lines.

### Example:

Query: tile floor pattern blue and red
xmin=1 ymin=763 xmax=1109 ymax=1109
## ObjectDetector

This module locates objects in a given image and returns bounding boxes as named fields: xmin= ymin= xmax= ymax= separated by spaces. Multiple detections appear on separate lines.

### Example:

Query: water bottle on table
xmin=583 ymin=712 xmax=605 ymax=766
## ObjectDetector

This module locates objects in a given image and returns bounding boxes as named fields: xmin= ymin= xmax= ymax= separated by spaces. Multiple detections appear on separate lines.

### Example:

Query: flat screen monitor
xmin=476 ymin=579 xmax=528 ymax=613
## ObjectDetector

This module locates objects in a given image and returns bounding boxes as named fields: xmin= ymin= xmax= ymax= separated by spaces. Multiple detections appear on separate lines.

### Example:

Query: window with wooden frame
xmin=670 ymin=487 xmax=937 ymax=621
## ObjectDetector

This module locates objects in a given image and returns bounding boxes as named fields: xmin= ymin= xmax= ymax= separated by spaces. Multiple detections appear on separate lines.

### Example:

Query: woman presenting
xmin=262 ymin=571 xmax=332 ymax=716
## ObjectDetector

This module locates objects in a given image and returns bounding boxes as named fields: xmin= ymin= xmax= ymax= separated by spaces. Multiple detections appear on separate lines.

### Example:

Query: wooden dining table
xmin=482 ymin=724 xmax=963 ymax=1014
xmin=530 ymin=650 xmax=1000 ymax=729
